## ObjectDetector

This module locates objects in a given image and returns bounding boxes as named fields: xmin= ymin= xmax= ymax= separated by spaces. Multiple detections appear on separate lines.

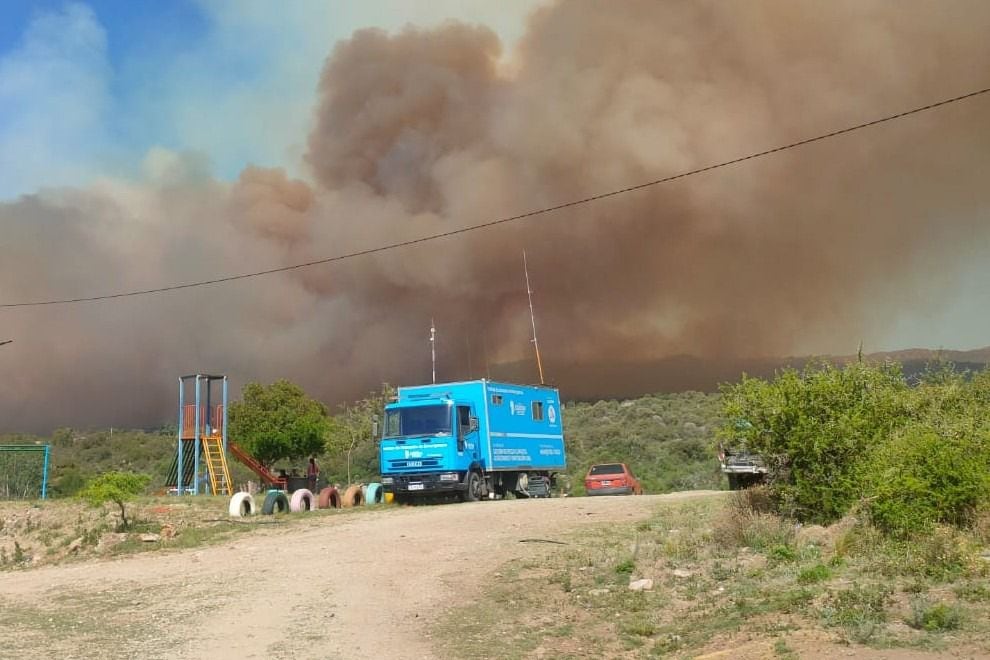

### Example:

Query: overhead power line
xmin=3 ymin=85 xmax=989 ymax=309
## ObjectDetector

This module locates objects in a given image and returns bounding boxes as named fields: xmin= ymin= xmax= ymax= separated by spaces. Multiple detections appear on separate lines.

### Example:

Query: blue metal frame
xmin=176 ymin=374 xmax=228 ymax=496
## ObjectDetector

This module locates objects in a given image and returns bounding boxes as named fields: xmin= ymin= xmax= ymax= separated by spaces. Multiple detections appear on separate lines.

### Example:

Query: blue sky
xmin=0 ymin=1 xmax=534 ymax=199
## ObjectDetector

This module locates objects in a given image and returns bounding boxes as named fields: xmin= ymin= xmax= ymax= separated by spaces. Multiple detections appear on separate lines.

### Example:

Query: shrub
xmin=867 ymin=425 xmax=990 ymax=537
xmin=720 ymin=362 xmax=909 ymax=524
xmin=906 ymin=600 xmax=962 ymax=632
xmin=78 ymin=471 xmax=150 ymax=530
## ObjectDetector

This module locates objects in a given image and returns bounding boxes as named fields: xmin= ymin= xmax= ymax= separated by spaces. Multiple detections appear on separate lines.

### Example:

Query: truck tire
xmin=727 ymin=474 xmax=740 ymax=491
xmin=462 ymin=471 xmax=482 ymax=502
xmin=261 ymin=490 xmax=289 ymax=515
xmin=341 ymin=484 xmax=364 ymax=507
xmin=318 ymin=486 xmax=341 ymax=509
xmin=289 ymin=488 xmax=315 ymax=512
xmin=228 ymin=492 xmax=255 ymax=517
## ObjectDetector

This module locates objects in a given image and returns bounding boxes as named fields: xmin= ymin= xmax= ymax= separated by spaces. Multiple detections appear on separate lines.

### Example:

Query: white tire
xmin=290 ymin=488 xmax=315 ymax=512
xmin=229 ymin=492 xmax=256 ymax=517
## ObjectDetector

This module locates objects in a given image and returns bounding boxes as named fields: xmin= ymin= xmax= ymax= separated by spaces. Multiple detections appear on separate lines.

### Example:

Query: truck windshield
xmin=383 ymin=405 xmax=452 ymax=437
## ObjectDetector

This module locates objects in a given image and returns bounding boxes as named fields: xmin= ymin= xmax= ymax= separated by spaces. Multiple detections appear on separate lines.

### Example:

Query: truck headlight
xmin=439 ymin=472 xmax=459 ymax=482
xmin=381 ymin=476 xmax=394 ymax=485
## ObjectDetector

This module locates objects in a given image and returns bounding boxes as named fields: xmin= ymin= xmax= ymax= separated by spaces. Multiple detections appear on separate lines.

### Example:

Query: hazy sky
xmin=1 ymin=2 xmax=989 ymax=431
xmin=0 ymin=1 xmax=537 ymax=196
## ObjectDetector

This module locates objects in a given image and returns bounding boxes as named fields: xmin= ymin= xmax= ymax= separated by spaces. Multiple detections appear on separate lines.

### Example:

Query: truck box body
xmin=379 ymin=380 xmax=565 ymax=498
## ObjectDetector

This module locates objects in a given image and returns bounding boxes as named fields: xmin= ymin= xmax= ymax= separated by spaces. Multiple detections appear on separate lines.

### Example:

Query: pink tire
xmin=289 ymin=488 xmax=315 ymax=512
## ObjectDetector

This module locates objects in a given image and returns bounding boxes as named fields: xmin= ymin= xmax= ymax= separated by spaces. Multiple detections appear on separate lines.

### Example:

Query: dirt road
xmin=0 ymin=492 xmax=718 ymax=659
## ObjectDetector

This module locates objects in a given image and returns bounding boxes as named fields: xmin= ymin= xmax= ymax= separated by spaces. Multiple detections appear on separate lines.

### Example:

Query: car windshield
xmin=384 ymin=405 xmax=452 ymax=437
xmin=589 ymin=464 xmax=624 ymax=475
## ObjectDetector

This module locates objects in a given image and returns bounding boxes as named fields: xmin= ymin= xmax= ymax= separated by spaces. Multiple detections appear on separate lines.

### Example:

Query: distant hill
xmin=488 ymin=347 xmax=990 ymax=402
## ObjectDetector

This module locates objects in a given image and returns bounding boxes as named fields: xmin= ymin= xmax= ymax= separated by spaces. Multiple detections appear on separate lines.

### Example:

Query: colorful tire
xmin=290 ymin=488 xmax=315 ymax=512
xmin=360 ymin=484 xmax=368 ymax=500
xmin=341 ymin=484 xmax=364 ymax=508
xmin=318 ymin=486 xmax=341 ymax=509
xmin=384 ymin=492 xmax=394 ymax=504
xmin=364 ymin=483 xmax=383 ymax=505
xmin=261 ymin=490 xmax=289 ymax=515
xmin=228 ymin=492 xmax=256 ymax=517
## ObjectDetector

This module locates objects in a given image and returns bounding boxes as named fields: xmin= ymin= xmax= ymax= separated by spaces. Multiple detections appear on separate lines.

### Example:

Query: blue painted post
xmin=40 ymin=445 xmax=49 ymax=500
xmin=193 ymin=375 xmax=201 ymax=495
xmin=222 ymin=376 xmax=229 ymax=454
xmin=177 ymin=378 xmax=185 ymax=496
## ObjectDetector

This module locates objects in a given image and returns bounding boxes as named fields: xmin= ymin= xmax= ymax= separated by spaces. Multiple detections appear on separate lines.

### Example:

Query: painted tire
xmin=290 ymin=488 xmax=315 ymax=512
xmin=360 ymin=484 xmax=369 ymax=500
xmin=228 ymin=492 xmax=256 ymax=517
xmin=341 ymin=484 xmax=364 ymax=508
xmin=261 ymin=490 xmax=289 ymax=515
xmin=383 ymin=492 xmax=394 ymax=504
xmin=364 ymin=483 xmax=383 ymax=505
xmin=318 ymin=486 xmax=341 ymax=509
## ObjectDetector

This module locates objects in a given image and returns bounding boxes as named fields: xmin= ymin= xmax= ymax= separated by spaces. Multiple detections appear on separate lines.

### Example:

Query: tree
xmin=78 ymin=471 xmax=150 ymax=530
xmin=325 ymin=384 xmax=395 ymax=484
xmin=228 ymin=380 xmax=330 ymax=468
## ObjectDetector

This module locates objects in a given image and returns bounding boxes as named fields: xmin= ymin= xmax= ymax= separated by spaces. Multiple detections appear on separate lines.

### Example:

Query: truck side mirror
xmin=469 ymin=416 xmax=479 ymax=432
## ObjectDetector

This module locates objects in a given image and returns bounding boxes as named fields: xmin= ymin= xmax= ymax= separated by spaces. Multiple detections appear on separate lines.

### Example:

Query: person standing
xmin=307 ymin=457 xmax=319 ymax=492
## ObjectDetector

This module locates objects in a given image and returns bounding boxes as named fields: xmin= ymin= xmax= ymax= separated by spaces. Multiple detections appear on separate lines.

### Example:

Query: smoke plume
xmin=3 ymin=0 xmax=990 ymax=431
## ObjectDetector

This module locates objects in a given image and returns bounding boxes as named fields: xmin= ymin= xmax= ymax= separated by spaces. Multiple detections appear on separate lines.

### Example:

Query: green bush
xmin=867 ymin=425 xmax=990 ymax=537
xmin=720 ymin=361 xmax=909 ymax=524
xmin=78 ymin=471 xmax=150 ymax=530
xmin=907 ymin=600 xmax=962 ymax=631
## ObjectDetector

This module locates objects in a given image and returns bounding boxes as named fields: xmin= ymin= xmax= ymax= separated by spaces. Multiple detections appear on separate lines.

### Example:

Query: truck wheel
xmin=462 ymin=471 xmax=482 ymax=502
xmin=727 ymin=474 xmax=740 ymax=491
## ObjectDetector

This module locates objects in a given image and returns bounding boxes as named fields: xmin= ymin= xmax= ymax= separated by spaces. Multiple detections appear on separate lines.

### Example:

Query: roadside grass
xmin=436 ymin=493 xmax=990 ymax=659
xmin=0 ymin=494 xmax=393 ymax=569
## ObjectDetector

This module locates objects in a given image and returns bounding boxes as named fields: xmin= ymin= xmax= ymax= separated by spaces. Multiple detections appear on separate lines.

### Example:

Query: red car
xmin=584 ymin=463 xmax=643 ymax=496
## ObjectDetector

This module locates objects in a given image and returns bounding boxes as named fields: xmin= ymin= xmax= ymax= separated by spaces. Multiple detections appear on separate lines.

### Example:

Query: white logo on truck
xmin=547 ymin=405 xmax=557 ymax=424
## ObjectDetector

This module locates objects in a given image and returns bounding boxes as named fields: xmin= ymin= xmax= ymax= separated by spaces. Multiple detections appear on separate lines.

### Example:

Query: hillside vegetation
xmin=0 ymin=391 xmax=725 ymax=498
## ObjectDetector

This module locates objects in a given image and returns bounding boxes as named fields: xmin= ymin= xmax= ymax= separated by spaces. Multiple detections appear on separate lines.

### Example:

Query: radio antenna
xmin=430 ymin=318 xmax=437 ymax=384
xmin=523 ymin=250 xmax=545 ymax=385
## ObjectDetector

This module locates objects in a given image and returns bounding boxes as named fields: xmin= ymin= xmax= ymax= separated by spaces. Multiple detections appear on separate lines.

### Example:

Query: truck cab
xmin=379 ymin=380 xmax=565 ymax=503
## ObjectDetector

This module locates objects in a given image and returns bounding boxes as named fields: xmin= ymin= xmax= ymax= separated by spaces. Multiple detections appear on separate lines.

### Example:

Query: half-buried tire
xmin=365 ymin=482 xmax=383 ymax=505
xmin=341 ymin=484 xmax=364 ymax=508
xmin=318 ymin=486 xmax=340 ymax=509
xmin=261 ymin=490 xmax=290 ymax=515
xmin=290 ymin=488 xmax=315 ymax=512
xmin=228 ymin=492 xmax=256 ymax=517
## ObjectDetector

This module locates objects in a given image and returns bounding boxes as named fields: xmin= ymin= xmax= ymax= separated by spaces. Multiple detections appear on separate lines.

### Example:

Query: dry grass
xmin=436 ymin=493 xmax=990 ymax=659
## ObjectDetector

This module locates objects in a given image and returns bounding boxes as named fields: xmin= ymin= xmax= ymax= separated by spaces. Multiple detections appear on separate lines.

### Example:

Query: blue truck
xmin=379 ymin=380 xmax=566 ymax=503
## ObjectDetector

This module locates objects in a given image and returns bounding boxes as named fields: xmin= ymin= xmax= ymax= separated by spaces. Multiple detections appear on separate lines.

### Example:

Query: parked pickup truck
xmin=718 ymin=444 xmax=767 ymax=490
xmin=379 ymin=380 xmax=566 ymax=503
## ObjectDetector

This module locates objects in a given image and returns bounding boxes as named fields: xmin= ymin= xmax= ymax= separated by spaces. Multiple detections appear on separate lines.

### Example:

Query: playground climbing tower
xmin=176 ymin=374 xmax=231 ymax=496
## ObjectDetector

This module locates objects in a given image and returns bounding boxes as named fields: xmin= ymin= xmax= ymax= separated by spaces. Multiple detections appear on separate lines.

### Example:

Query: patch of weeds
xmin=614 ymin=558 xmax=635 ymax=576
xmin=797 ymin=563 xmax=831 ymax=584
xmin=620 ymin=614 xmax=656 ymax=637
xmin=902 ymin=579 xmax=929 ymax=594
xmin=714 ymin=509 xmax=795 ymax=553
xmin=711 ymin=561 xmax=736 ymax=580
xmin=907 ymin=600 xmax=963 ymax=632
xmin=767 ymin=587 xmax=816 ymax=615
xmin=820 ymin=583 xmax=892 ymax=636
xmin=12 ymin=541 xmax=27 ymax=564
xmin=954 ymin=581 xmax=990 ymax=603
xmin=773 ymin=637 xmax=799 ymax=660
xmin=768 ymin=544 xmax=797 ymax=564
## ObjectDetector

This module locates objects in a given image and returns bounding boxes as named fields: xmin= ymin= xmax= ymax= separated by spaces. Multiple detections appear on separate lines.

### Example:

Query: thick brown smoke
xmin=2 ymin=0 xmax=990 ymax=431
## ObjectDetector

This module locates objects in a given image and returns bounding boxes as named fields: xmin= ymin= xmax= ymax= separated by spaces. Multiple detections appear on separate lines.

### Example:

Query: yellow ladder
xmin=202 ymin=434 xmax=233 ymax=496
